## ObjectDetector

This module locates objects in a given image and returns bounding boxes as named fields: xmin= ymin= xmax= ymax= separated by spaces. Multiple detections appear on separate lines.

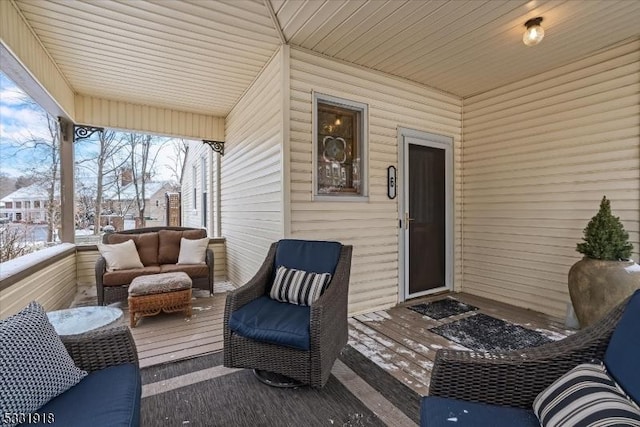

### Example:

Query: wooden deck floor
xmin=72 ymin=282 xmax=232 ymax=369
xmin=125 ymin=290 xmax=226 ymax=368
xmin=348 ymin=292 xmax=574 ymax=396
xmin=72 ymin=286 xmax=574 ymax=385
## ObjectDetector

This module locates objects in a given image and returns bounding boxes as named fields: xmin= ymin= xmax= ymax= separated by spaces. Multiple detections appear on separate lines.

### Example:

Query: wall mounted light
xmin=523 ymin=17 xmax=544 ymax=46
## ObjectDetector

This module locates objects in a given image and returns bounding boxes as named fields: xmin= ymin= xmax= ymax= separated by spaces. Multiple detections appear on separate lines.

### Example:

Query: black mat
xmin=430 ymin=313 xmax=553 ymax=352
xmin=141 ymin=352 xmax=390 ymax=426
xmin=408 ymin=297 xmax=478 ymax=319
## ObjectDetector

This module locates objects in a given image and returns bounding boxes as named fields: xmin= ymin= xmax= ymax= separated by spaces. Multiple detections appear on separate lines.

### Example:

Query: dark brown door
xmin=408 ymin=143 xmax=446 ymax=295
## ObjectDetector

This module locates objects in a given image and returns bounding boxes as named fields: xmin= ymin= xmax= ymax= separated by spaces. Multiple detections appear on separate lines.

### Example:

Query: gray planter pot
xmin=568 ymin=258 xmax=640 ymax=328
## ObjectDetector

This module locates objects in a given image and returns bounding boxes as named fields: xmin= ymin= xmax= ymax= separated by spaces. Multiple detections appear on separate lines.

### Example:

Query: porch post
xmin=59 ymin=118 xmax=75 ymax=243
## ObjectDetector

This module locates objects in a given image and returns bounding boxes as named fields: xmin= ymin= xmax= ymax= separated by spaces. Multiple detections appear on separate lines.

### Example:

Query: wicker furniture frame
xmin=223 ymin=242 xmax=353 ymax=388
xmin=95 ymin=226 xmax=213 ymax=305
xmin=60 ymin=326 xmax=139 ymax=372
xmin=428 ymin=295 xmax=630 ymax=409
xmin=128 ymin=289 xmax=192 ymax=327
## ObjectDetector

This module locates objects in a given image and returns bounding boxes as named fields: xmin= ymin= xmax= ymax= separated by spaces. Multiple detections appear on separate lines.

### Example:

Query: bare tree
xmin=76 ymin=130 xmax=129 ymax=234
xmin=0 ymin=225 xmax=30 ymax=261
xmin=166 ymin=139 xmax=189 ymax=184
xmin=13 ymin=112 xmax=61 ymax=242
xmin=125 ymin=133 xmax=165 ymax=227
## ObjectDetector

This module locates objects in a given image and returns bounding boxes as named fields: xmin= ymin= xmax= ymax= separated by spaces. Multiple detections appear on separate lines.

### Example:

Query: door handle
xmin=405 ymin=212 xmax=414 ymax=229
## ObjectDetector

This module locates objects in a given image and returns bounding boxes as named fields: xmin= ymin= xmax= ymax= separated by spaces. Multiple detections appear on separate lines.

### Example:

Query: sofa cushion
xmin=275 ymin=239 xmax=342 ymax=275
xmin=269 ymin=266 xmax=332 ymax=306
xmin=35 ymin=363 xmax=141 ymax=427
xmin=0 ymin=302 xmax=87 ymax=427
xmin=604 ymin=289 xmax=640 ymax=403
xmin=160 ymin=264 xmax=209 ymax=278
xmin=129 ymin=272 xmax=192 ymax=296
xmin=98 ymin=240 xmax=144 ymax=272
xmin=158 ymin=229 xmax=206 ymax=264
xmin=177 ymin=237 xmax=209 ymax=264
xmin=103 ymin=266 xmax=162 ymax=286
xmin=533 ymin=362 xmax=640 ymax=427
xmin=229 ymin=296 xmax=310 ymax=351
xmin=105 ymin=233 xmax=159 ymax=266
xmin=420 ymin=396 xmax=538 ymax=427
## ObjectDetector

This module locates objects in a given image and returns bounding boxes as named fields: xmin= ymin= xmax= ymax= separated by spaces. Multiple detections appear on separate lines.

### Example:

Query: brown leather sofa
xmin=95 ymin=227 xmax=214 ymax=305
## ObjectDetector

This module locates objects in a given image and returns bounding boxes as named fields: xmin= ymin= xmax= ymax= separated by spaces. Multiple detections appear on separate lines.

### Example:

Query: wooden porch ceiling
xmin=11 ymin=0 xmax=640 ymax=116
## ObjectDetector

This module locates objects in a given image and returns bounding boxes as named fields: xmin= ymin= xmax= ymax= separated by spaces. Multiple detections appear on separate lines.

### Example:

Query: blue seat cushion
xmin=275 ymin=239 xmax=342 ymax=275
xmin=420 ymin=396 xmax=539 ymax=427
xmin=229 ymin=296 xmax=311 ymax=351
xmin=29 ymin=363 xmax=140 ymax=427
xmin=604 ymin=289 xmax=640 ymax=403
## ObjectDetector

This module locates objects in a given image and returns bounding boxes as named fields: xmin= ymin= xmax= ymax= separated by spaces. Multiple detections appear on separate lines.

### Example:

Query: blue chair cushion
xmin=420 ymin=396 xmax=539 ymax=427
xmin=604 ymin=289 xmax=640 ymax=403
xmin=229 ymin=296 xmax=311 ymax=351
xmin=30 ymin=363 xmax=140 ymax=427
xmin=275 ymin=239 xmax=342 ymax=275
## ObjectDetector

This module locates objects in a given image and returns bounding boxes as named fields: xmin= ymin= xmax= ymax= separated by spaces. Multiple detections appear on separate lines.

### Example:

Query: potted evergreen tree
xmin=568 ymin=196 xmax=639 ymax=327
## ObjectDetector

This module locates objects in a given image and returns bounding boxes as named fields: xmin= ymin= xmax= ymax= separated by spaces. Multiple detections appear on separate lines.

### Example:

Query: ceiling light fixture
xmin=523 ymin=17 xmax=544 ymax=46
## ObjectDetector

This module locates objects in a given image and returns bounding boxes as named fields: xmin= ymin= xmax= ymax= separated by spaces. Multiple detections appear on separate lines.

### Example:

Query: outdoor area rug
xmin=408 ymin=297 xmax=478 ymax=320
xmin=429 ymin=313 xmax=554 ymax=352
xmin=338 ymin=345 xmax=421 ymax=424
xmin=141 ymin=350 xmax=407 ymax=426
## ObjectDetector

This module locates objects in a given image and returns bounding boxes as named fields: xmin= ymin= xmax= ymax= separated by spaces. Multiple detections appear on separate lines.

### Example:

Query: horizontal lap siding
xmin=75 ymin=95 xmax=225 ymax=141
xmin=222 ymin=50 xmax=283 ymax=285
xmin=289 ymin=48 xmax=462 ymax=315
xmin=462 ymin=40 xmax=640 ymax=318
xmin=0 ymin=254 xmax=76 ymax=319
xmin=182 ymin=140 xmax=214 ymax=232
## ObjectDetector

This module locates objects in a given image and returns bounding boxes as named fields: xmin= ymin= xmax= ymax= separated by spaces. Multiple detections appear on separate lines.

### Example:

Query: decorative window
xmin=313 ymin=93 xmax=368 ymax=200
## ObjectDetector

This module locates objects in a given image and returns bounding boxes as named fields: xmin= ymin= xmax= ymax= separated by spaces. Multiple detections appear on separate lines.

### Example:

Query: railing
xmin=0 ymin=243 xmax=77 ymax=319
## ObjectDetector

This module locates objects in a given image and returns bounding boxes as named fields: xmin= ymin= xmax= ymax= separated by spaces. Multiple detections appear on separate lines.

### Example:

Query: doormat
xmin=429 ymin=313 xmax=553 ymax=352
xmin=408 ymin=297 xmax=478 ymax=320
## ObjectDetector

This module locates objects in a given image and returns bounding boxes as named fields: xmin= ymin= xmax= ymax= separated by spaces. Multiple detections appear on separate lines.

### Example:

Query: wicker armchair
xmin=223 ymin=240 xmax=353 ymax=388
xmin=61 ymin=326 xmax=139 ymax=372
xmin=427 ymin=296 xmax=628 ymax=409
xmin=37 ymin=326 xmax=141 ymax=427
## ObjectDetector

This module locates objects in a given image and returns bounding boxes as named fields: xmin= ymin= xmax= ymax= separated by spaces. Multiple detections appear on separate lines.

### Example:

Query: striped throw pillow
xmin=269 ymin=266 xmax=332 ymax=306
xmin=533 ymin=362 xmax=640 ymax=427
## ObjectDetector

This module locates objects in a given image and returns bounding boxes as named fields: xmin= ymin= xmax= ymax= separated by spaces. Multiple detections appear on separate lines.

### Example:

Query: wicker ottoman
xmin=128 ymin=272 xmax=193 ymax=327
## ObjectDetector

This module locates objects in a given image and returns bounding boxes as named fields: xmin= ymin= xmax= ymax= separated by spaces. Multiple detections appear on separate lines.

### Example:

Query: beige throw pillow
xmin=98 ymin=239 xmax=144 ymax=272
xmin=177 ymin=237 xmax=209 ymax=265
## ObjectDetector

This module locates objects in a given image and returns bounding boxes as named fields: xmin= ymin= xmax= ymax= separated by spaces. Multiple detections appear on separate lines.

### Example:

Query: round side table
xmin=47 ymin=306 xmax=123 ymax=336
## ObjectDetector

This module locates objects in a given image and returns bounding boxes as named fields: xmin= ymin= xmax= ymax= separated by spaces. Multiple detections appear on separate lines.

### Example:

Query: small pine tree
xmin=576 ymin=196 xmax=633 ymax=260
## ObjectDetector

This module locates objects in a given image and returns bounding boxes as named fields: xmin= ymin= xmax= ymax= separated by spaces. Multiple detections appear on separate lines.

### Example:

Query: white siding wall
xmin=462 ymin=40 xmax=640 ymax=318
xmin=222 ymin=49 xmax=284 ymax=285
xmin=182 ymin=139 xmax=218 ymax=234
xmin=289 ymin=48 xmax=462 ymax=315
xmin=75 ymin=95 xmax=225 ymax=141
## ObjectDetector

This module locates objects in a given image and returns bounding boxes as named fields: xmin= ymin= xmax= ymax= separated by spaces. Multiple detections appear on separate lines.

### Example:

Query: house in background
xmin=102 ymin=181 xmax=179 ymax=229
xmin=0 ymin=184 xmax=58 ymax=224
xmin=1 ymin=0 xmax=638 ymax=320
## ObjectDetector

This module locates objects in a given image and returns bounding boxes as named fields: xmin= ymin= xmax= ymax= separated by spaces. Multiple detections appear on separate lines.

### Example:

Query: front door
xmin=400 ymin=129 xmax=453 ymax=300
